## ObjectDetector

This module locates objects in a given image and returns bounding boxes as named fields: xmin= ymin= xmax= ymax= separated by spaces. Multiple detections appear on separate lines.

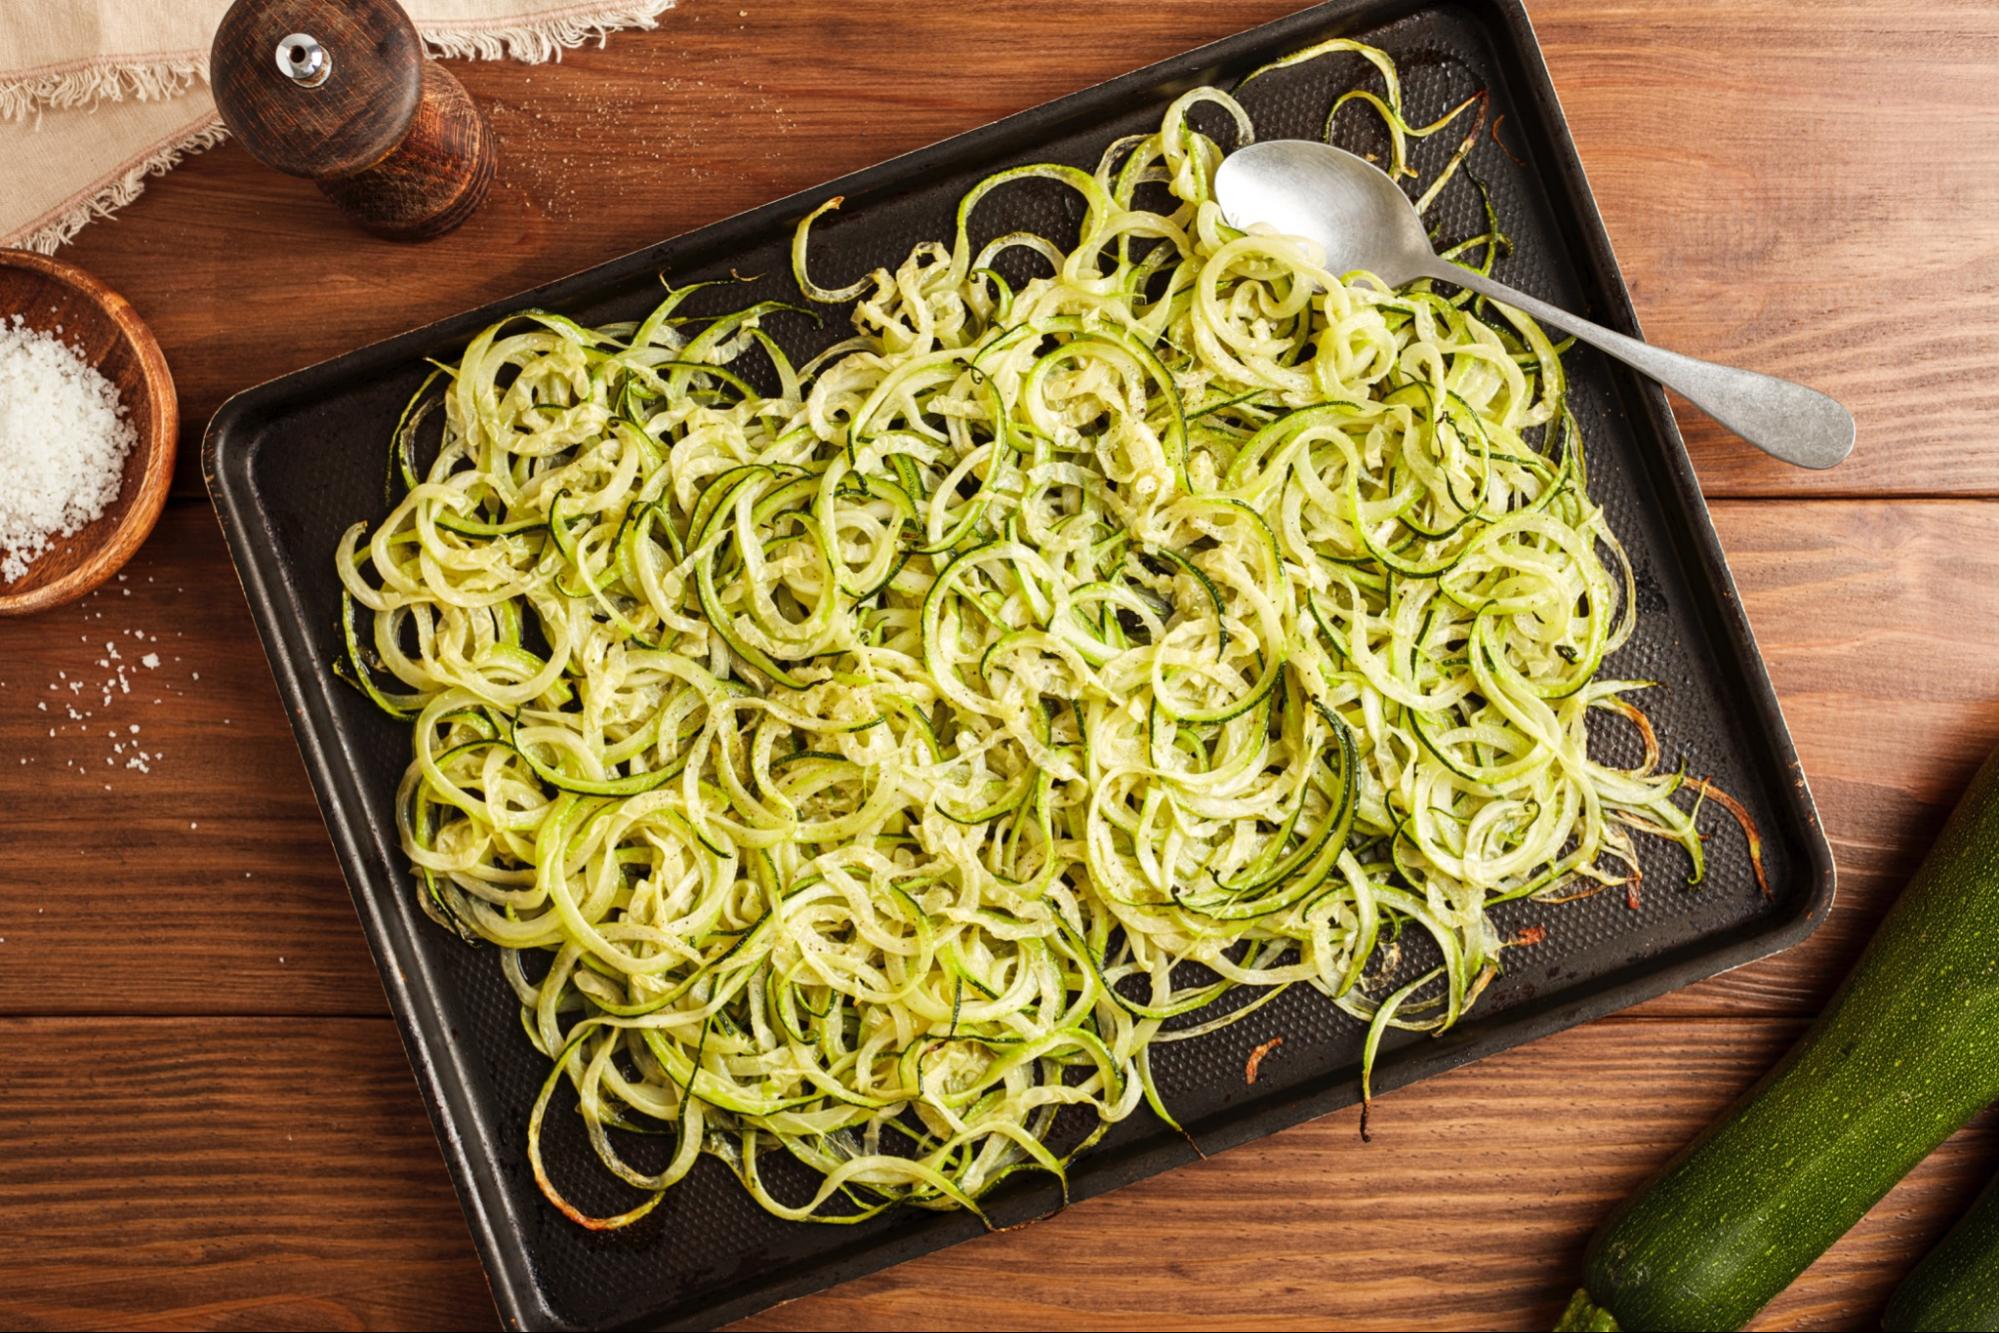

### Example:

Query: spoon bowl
xmin=1216 ymin=139 xmax=1436 ymax=282
xmin=1215 ymin=139 xmax=1855 ymax=471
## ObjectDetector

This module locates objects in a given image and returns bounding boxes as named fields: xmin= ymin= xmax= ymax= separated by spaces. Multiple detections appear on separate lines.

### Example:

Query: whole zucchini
xmin=1557 ymin=747 xmax=1999 ymax=1332
xmin=1884 ymin=1170 xmax=1999 ymax=1331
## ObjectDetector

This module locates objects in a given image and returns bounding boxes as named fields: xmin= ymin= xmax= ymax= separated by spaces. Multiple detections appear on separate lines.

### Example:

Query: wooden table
xmin=6 ymin=1 xmax=1997 ymax=1327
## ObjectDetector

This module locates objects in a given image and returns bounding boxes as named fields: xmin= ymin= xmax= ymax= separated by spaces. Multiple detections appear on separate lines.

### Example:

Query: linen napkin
xmin=1 ymin=1 xmax=676 ymax=252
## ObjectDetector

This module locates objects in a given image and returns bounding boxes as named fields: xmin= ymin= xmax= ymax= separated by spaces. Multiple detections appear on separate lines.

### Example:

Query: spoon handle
xmin=1428 ymin=262 xmax=1854 ymax=470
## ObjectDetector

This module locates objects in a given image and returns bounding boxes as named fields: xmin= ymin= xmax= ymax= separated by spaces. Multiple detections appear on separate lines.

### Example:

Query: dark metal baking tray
xmin=202 ymin=0 xmax=1835 ymax=1326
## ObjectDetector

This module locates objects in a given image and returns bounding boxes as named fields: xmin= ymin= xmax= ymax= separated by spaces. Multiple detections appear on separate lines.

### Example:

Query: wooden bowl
xmin=0 ymin=249 xmax=177 ymax=615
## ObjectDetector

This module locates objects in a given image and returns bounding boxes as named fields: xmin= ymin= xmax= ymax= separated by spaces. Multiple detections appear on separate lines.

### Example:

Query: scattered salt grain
xmin=0 ymin=317 xmax=136 ymax=583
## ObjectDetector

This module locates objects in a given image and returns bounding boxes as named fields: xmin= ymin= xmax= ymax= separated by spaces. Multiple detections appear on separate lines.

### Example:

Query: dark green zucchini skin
xmin=1885 ymin=1170 xmax=1999 ymax=1332
xmin=1558 ymin=749 xmax=1999 ymax=1333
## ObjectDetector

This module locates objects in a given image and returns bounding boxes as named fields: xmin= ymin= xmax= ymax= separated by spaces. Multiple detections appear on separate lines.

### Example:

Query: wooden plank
xmin=747 ymin=1021 xmax=1999 ymax=1333
xmin=1538 ymin=0 xmax=1999 ymax=497
xmin=4 ymin=499 xmax=1996 ymax=1020
xmin=0 ymin=505 xmax=385 ymax=1017
xmin=2 ymin=1015 xmax=1989 ymax=1331
xmin=1640 ymin=497 xmax=1999 ymax=1015
xmin=44 ymin=0 xmax=1994 ymax=500
xmin=1 ymin=1017 xmax=490 ymax=1331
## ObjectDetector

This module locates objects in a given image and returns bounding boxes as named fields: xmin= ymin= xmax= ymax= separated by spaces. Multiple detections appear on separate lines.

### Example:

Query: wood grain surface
xmin=4 ymin=1 xmax=1998 ymax=1329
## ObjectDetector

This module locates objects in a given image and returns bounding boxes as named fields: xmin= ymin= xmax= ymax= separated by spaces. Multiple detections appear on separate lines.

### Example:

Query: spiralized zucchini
xmin=336 ymin=39 xmax=1726 ymax=1229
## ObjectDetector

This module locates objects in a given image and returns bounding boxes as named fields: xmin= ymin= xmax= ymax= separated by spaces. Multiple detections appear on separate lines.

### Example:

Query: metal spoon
xmin=1214 ymin=140 xmax=1854 ymax=470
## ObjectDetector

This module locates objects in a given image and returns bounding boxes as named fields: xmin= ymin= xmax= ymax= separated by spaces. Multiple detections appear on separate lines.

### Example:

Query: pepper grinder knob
xmin=210 ymin=0 xmax=496 ymax=241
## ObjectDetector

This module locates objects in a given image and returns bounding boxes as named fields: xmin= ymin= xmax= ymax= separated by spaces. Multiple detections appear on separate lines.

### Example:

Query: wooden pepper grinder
xmin=210 ymin=0 xmax=496 ymax=241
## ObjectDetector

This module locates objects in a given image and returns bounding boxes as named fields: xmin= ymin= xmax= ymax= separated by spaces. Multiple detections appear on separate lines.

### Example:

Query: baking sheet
xmin=203 ymin=1 xmax=1835 ymax=1326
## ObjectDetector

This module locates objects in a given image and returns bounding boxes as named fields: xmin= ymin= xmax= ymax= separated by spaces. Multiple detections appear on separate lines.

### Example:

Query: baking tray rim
xmin=201 ymin=0 xmax=1838 ymax=1326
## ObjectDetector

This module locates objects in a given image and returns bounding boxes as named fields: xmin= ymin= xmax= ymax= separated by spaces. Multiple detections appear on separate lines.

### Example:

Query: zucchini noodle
xmin=336 ymin=39 xmax=1730 ymax=1229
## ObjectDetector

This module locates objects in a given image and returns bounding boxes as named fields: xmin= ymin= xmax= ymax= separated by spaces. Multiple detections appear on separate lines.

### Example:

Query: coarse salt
xmin=0 ymin=316 xmax=136 ymax=583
